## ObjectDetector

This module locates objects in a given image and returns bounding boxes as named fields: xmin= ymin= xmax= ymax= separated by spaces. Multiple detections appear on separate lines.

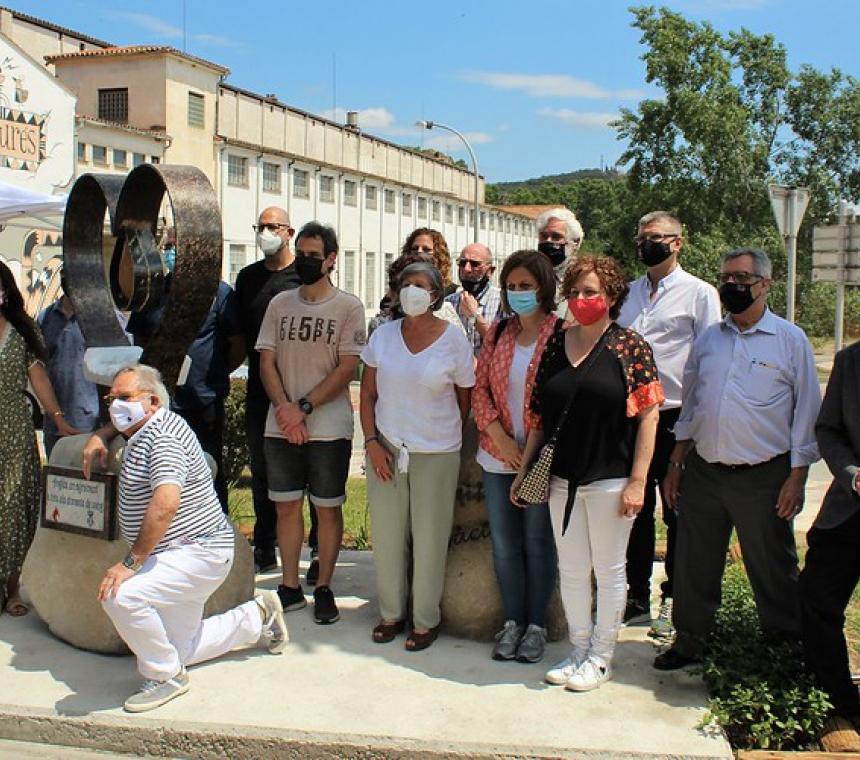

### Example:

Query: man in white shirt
xmin=617 ymin=211 xmax=721 ymax=639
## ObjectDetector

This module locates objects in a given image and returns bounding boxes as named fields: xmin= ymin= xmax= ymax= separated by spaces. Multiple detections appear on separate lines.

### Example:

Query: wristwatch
xmin=298 ymin=397 xmax=314 ymax=415
xmin=122 ymin=552 xmax=143 ymax=572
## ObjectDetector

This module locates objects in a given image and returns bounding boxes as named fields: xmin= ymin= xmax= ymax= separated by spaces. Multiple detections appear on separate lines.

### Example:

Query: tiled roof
xmin=492 ymin=204 xmax=569 ymax=219
xmin=1 ymin=5 xmax=112 ymax=47
xmin=77 ymin=115 xmax=170 ymax=139
xmin=45 ymin=45 xmax=229 ymax=74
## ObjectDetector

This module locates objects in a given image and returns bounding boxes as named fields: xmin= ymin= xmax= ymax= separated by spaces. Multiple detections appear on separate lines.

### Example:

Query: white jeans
xmin=549 ymin=476 xmax=634 ymax=664
xmin=102 ymin=541 xmax=262 ymax=681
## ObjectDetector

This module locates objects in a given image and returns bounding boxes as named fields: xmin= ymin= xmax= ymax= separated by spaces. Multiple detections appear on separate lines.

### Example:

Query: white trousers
xmin=548 ymin=476 xmax=634 ymax=664
xmin=102 ymin=541 xmax=263 ymax=681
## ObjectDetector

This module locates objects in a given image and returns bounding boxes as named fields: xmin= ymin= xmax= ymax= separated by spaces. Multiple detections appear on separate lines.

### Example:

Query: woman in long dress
xmin=0 ymin=261 xmax=77 ymax=616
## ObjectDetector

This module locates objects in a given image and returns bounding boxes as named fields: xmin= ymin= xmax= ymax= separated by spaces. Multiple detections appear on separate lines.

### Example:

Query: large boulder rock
xmin=441 ymin=418 xmax=567 ymax=642
xmin=21 ymin=434 xmax=254 ymax=655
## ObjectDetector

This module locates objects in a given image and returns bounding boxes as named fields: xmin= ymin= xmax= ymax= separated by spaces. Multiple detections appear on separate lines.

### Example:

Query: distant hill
xmin=491 ymin=168 xmax=624 ymax=191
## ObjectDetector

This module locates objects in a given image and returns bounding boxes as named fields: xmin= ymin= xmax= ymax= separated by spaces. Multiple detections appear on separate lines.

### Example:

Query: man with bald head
xmin=235 ymin=207 xmax=309 ymax=575
xmin=446 ymin=242 xmax=504 ymax=356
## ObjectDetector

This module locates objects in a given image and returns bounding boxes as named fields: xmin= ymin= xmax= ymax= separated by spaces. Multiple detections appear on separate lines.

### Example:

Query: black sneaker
xmin=254 ymin=547 xmax=278 ymax=574
xmin=277 ymin=584 xmax=307 ymax=612
xmin=306 ymin=552 xmax=320 ymax=587
xmin=653 ymin=647 xmax=702 ymax=671
xmin=623 ymin=597 xmax=651 ymax=625
xmin=313 ymin=585 xmax=340 ymax=624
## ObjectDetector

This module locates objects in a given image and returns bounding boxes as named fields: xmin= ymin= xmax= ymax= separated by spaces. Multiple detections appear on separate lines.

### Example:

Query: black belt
xmin=709 ymin=452 xmax=789 ymax=471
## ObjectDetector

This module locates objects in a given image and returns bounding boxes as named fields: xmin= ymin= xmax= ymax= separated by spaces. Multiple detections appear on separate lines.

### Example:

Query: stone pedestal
xmin=21 ymin=434 xmax=254 ymax=655
xmin=441 ymin=419 xmax=567 ymax=642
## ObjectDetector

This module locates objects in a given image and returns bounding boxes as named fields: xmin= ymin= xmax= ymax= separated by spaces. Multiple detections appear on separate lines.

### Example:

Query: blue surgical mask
xmin=163 ymin=246 xmax=176 ymax=273
xmin=507 ymin=289 xmax=539 ymax=316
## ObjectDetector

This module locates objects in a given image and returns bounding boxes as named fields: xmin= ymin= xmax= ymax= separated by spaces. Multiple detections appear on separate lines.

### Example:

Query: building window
xmin=402 ymin=193 xmax=412 ymax=216
xmin=92 ymin=145 xmax=107 ymax=165
xmin=132 ymin=152 xmax=145 ymax=167
xmin=151 ymin=156 xmax=160 ymax=164
xmin=113 ymin=149 xmax=127 ymax=168
xmin=77 ymin=142 xmax=87 ymax=162
xmin=98 ymin=88 xmax=128 ymax=123
xmin=366 ymin=185 xmax=378 ymax=210
xmin=489 ymin=214 xmax=495 ymax=231
xmin=445 ymin=203 xmax=453 ymax=224
xmin=384 ymin=251 xmax=394 ymax=276
xmin=320 ymin=174 xmax=335 ymax=203
xmin=227 ymin=154 xmax=248 ymax=187
xmin=480 ymin=211 xmax=487 ymax=229
xmin=458 ymin=207 xmax=466 ymax=225
xmin=228 ymin=244 xmax=246 ymax=285
xmin=343 ymin=250 xmax=356 ymax=295
xmin=344 ymin=180 xmax=357 ymax=207
xmin=365 ymin=251 xmax=377 ymax=307
xmin=432 ymin=200 xmax=441 ymax=222
xmin=417 ymin=197 xmax=427 ymax=217
xmin=469 ymin=209 xmax=476 ymax=228
xmin=384 ymin=189 xmax=395 ymax=214
xmin=262 ymin=162 xmax=280 ymax=193
xmin=505 ymin=218 xmax=511 ymax=233
xmin=293 ymin=168 xmax=309 ymax=198
xmin=187 ymin=91 xmax=205 ymax=128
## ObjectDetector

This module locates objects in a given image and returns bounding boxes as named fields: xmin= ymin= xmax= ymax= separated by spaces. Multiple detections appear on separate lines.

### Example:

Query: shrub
xmin=700 ymin=562 xmax=831 ymax=749
xmin=222 ymin=378 xmax=249 ymax=487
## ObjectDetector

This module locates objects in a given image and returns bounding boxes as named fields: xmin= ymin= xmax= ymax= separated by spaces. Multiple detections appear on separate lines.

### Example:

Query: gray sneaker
xmin=516 ymin=624 xmax=547 ymax=663
xmin=257 ymin=590 xmax=289 ymax=653
xmin=648 ymin=598 xmax=675 ymax=641
xmin=123 ymin=668 xmax=190 ymax=713
xmin=492 ymin=620 xmax=524 ymax=660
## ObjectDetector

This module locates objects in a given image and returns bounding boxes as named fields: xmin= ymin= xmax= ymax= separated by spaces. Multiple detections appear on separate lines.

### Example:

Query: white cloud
xmin=460 ymin=71 xmax=643 ymax=100
xmin=538 ymin=108 xmax=619 ymax=129
xmin=425 ymin=131 xmax=495 ymax=151
xmin=320 ymin=107 xmax=396 ymax=130
xmin=107 ymin=11 xmax=240 ymax=48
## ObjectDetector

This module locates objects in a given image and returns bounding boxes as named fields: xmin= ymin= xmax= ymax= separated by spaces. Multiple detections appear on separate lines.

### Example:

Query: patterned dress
xmin=0 ymin=324 xmax=41 ymax=589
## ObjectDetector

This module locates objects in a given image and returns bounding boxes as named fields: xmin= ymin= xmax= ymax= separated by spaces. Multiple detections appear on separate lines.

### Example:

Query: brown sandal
xmin=372 ymin=620 xmax=405 ymax=643
xmin=405 ymin=625 xmax=440 ymax=652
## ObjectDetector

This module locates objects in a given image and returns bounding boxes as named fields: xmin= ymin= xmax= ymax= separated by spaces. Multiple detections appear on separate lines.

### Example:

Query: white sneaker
xmin=545 ymin=651 xmax=586 ymax=685
xmin=257 ymin=590 xmax=289 ymax=654
xmin=565 ymin=656 xmax=612 ymax=692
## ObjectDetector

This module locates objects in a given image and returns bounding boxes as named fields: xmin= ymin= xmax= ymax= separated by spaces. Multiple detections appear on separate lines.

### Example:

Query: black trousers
xmin=246 ymin=393 xmax=318 ymax=556
xmin=626 ymin=407 xmax=680 ymax=602
xmin=800 ymin=509 xmax=860 ymax=716
xmin=176 ymin=401 xmax=228 ymax=513
xmin=673 ymin=450 xmax=800 ymax=657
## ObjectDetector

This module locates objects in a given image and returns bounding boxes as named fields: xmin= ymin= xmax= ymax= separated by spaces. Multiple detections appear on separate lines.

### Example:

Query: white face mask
xmin=256 ymin=229 xmax=284 ymax=256
xmin=399 ymin=284 xmax=433 ymax=316
xmin=109 ymin=398 xmax=149 ymax=433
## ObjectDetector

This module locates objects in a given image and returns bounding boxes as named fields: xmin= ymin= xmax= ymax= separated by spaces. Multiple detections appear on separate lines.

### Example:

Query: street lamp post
xmin=416 ymin=120 xmax=480 ymax=243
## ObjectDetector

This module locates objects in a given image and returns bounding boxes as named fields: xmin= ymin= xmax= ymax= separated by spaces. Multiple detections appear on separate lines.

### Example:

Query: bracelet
xmin=668 ymin=461 xmax=685 ymax=471
xmin=52 ymin=410 xmax=64 ymax=418
xmin=364 ymin=436 xmax=379 ymax=447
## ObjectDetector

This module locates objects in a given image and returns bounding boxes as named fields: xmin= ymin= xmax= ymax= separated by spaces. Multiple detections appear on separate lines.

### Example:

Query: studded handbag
xmin=514 ymin=329 xmax=610 ymax=505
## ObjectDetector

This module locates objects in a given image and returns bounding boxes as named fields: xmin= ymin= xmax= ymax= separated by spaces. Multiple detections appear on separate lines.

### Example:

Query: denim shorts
xmin=263 ymin=437 xmax=352 ymax=507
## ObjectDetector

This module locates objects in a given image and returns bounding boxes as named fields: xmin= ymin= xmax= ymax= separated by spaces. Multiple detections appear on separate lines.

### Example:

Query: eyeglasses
xmin=253 ymin=223 xmax=290 ymax=233
xmin=538 ymin=231 xmax=566 ymax=242
xmin=103 ymin=391 xmax=148 ymax=404
xmin=718 ymin=271 xmax=763 ymax=286
xmin=457 ymin=258 xmax=489 ymax=269
xmin=409 ymin=245 xmax=434 ymax=254
xmin=634 ymin=233 xmax=679 ymax=244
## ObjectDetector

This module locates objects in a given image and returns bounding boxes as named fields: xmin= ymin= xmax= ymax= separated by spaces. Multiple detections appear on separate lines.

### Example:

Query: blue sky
xmin=24 ymin=0 xmax=859 ymax=182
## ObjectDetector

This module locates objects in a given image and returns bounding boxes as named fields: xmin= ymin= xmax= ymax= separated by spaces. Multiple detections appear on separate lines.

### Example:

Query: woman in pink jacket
xmin=473 ymin=250 xmax=561 ymax=664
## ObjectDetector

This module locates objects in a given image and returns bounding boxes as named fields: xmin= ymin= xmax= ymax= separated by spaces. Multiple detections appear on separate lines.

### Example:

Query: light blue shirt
xmin=617 ymin=265 xmax=721 ymax=408
xmin=674 ymin=308 xmax=820 ymax=468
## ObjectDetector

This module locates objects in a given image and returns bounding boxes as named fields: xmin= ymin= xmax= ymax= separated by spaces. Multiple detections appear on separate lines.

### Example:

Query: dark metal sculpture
xmin=62 ymin=164 xmax=223 ymax=390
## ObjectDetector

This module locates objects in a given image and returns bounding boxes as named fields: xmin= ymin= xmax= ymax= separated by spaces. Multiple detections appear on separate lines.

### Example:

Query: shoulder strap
xmin=545 ymin=327 xmax=611 ymax=444
xmin=493 ymin=317 xmax=512 ymax=343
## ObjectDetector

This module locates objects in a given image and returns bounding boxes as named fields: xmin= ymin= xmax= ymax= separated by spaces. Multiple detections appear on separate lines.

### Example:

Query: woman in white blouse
xmin=360 ymin=262 xmax=475 ymax=651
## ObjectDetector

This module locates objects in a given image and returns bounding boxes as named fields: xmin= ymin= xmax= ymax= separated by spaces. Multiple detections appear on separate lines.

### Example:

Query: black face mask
xmin=638 ymin=239 xmax=672 ymax=267
xmin=719 ymin=282 xmax=756 ymax=314
xmin=460 ymin=274 xmax=489 ymax=295
xmin=296 ymin=255 xmax=326 ymax=285
xmin=537 ymin=241 xmax=566 ymax=267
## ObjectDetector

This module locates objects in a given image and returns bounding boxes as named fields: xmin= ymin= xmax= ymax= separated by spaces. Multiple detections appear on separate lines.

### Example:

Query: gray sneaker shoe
xmin=492 ymin=619 xmax=524 ymax=661
xmin=516 ymin=624 xmax=547 ymax=663
xmin=123 ymin=668 xmax=190 ymax=713
xmin=257 ymin=590 xmax=289 ymax=653
xmin=648 ymin=598 xmax=675 ymax=640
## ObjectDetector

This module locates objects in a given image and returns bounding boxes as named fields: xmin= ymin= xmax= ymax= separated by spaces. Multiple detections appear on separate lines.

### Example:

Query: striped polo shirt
xmin=119 ymin=408 xmax=233 ymax=554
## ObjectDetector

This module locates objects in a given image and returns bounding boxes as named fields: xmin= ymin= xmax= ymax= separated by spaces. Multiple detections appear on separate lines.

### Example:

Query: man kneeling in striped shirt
xmin=83 ymin=364 xmax=287 ymax=713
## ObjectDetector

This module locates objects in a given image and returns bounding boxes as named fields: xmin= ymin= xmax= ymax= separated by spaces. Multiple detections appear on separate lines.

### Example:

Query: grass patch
xmin=228 ymin=472 xmax=371 ymax=550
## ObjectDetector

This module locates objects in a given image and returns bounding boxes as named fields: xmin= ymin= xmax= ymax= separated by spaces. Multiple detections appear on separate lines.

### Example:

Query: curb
xmin=0 ymin=705 xmax=730 ymax=760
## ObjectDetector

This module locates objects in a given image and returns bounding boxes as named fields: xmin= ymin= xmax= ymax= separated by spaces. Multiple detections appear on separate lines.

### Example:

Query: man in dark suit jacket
xmin=800 ymin=342 xmax=860 ymax=721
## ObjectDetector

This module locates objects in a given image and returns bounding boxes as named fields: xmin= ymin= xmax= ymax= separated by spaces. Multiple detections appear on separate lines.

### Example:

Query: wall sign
xmin=41 ymin=466 xmax=117 ymax=540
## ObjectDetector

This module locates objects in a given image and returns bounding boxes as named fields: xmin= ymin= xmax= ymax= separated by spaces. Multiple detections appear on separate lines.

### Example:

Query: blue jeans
xmin=482 ymin=471 xmax=557 ymax=628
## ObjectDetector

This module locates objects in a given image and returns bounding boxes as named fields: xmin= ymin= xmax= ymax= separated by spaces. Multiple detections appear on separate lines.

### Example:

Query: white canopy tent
xmin=0 ymin=180 xmax=66 ymax=225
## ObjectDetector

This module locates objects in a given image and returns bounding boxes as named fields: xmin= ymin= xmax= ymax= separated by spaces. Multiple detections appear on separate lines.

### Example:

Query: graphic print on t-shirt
xmin=279 ymin=315 xmax=338 ymax=344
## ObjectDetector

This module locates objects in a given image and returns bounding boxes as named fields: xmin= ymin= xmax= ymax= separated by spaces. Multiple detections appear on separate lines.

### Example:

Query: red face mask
xmin=568 ymin=296 xmax=609 ymax=326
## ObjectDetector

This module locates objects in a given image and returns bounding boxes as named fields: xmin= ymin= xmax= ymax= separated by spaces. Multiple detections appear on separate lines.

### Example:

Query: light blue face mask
xmin=163 ymin=246 xmax=176 ymax=273
xmin=506 ymin=289 xmax=539 ymax=316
